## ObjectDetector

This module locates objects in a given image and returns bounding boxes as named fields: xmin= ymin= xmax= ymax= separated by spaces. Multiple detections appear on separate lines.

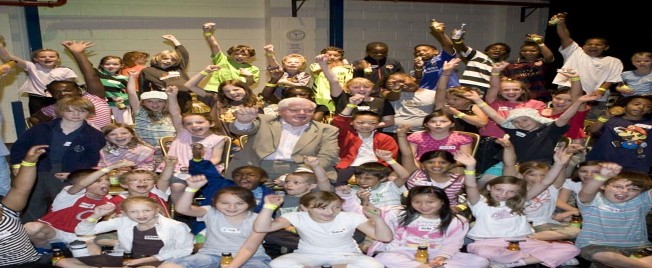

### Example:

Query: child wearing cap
xmin=126 ymin=70 xmax=176 ymax=155
xmin=468 ymin=92 xmax=596 ymax=164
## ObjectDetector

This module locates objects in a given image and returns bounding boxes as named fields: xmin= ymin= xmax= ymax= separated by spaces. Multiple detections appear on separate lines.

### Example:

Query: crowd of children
xmin=0 ymin=12 xmax=651 ymax=268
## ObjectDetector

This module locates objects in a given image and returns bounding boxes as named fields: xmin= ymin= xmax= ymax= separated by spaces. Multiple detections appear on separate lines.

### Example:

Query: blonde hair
xmin=120 ymin=196 xmax=161 ymax=213
xmin=150 ymin=50 xmax=180 ymax=67
xmin=300 ymin=191 xmax=343 ymax=209
xmin=55 ymin=97 xmax=95 ymax=117
xmin=118 ymin=170 xmax=159 ymax=185
xmin=282 ymin=54 xmax=307 ymax=71
xmin=345 ymin=77 xmax=374 ymax=90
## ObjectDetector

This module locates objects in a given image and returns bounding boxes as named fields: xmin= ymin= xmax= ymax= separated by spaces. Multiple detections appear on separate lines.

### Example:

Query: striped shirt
xmin=134 ymin=109 xmax=176 ymax=153
xmin=576 ymin=192 xmax=652 ymax=248
xmin=459 ymin=47 xmax=495 ymax=93
xmin=407 ymin=170 xmax=465 ymax=206
xmin=0 ymin=204 xmax=41 ymax=266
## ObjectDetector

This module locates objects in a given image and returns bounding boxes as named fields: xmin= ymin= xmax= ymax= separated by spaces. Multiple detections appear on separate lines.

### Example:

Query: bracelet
xmin=597 ymin=87 xmax=607 ymax=92
xmin=478 ymin=102 xmax=488 ymax=108
xmin=491 ymin=72 xmax=500 ymax=76
xmin=21 ymin=161 xmax=37 ymax=167
xmin=203 ymin=32 xmax=212 ymax=37
xmin=593 ymin=175 xmax=608 ymax=182
xmin=266 ymin=83 xmax=277 ymax=87
xmin=454 ymin=113 xmax=466 ymax=119
xmin=464 ymin=170 xmax=476 ymax=175
xmin=363 ymin=68 xmax=373 ymax=73
xmin=597 ymin=116 xmax=609 ymax=123
xmin=570 ymin=77 xmax=581 ymax=82
xmin=100 ymin=168 xmax=111 ymax=173
xmin=414 ymin=68 xmax=423 ymax=72
xmin=386 ymin=159 xmax=397 ymax=165
xmin=265 ymin=53 xmax=274 ymax=56
xmin=390 ymin=89 xmax=402 ymax=93
xmin=537 ymin=43 xmax=545 ymax=47
xmin=12 ymin=164 xmax=20 ymax=169
xmin=86 ymin=217 xmax=98 ymax=223
xmin=346 ymin=103 xmax=357 ymax=108
xmin=453 ymin=40 xmax=464 ymax=44
xmin=263 ymin=204 xmax=279 ymax=210
xmin=199 ymin=71 xmax=209 ymax=76
xmin=184 ymin=187 xmax=199 ymax=193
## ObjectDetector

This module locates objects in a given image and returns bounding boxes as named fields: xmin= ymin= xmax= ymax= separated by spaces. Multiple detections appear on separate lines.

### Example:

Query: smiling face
xmin=221 ymin=85 xmax=247 ymax=102
xmin=602 ymin=179 xmax=642 ymax=203
xmin=214 ymin=193 xmax=250 ymax=217
xmin=33 ymin=50 xmax=59 ymax=69
xmin=485 ymin=44 xmax=509 ymax=61
xmin=278 ymin=101 xmax=315 ymax=127
xmin=302 ymin=200 xmax=343 ymax=223
xmin=232 ymin=167 xmax=264 ymax=190
xmin=48 ymin=82 xmax=82 ymax=100
xmin=182 ymin=114 xmax=214 ymax=137
xmin=101 ymin=58 xmax=122 ymax=74
xmin=282 ymin=56 xmax=305 ymax=73
xmin=283 ymin=175 xmax=316 ymax=197
xmin=487 ymin=183 xmax=521 ymax=202
xmin=121 ymin=173 xmax=156 ymax=196
xmin=230 ymin=50 xmax=251 ymax=63
xmin=351 ymin=114 xmax=380 ymax=134
xmin=386 ymin=74 xmax=419 ymax=92
xmin=411 ymin=193 xmax=444 ymax=219
xmin=158 ymin=55 xmax=175 ymax=69
xmin=347 ymin=81 xmax=373 ymax=97
xmin=420 ymin=156 xmax=453 ymax=176
xmin=106 ymin=127 xmax=134 ymax=148
xmin=511 ymin=116 xmax=540 ymax=132
xmin=141 ymin=99 xmax=167 ymax=112
xmin=123 ymin=202 xmax=159 ymax=225
xmin=522 ymin=168 xmax=548 ymax=184
xmin=355 ymin=173 xmax=382 ymax=189
xmin=519 ymin=45 xmax=540 ymax=62
xmin=499 ymin=81 xmax=524 ymax=101
xmin=414 ymin=45 xmax=438 ymax=61
xmin=582 ymin=38 xmax=609 ymax=58
xmin=324 ymin=50 xmax=343 ymax=63
xmin=624 ymin=97 xmax=652 ymax=119
xmin=551 ymin=92 xmax=573 ymax=111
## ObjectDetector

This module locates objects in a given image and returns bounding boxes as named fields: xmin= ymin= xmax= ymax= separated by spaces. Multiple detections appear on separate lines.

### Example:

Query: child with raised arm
xmin=310 ymin=46 xmax=353 ymax=112
xmin=0 ymin=35 xmax=76 ymax=114
xmin=262 ymin=44 xmax=310 ymax=99
xmin=0 ymin=145 xmax=49 ymax=267
xmin=201 ymin=22 xmax=259 ymax=90
xmin=501 ymin=34 xmax=555 ymax=102
xmin=615 ymin=52 xmax=652 ymax=97
xmin=96 ymin=55 xmax=132 ymax=124
xmin=352 ymin=42 xmax=404 ymax=88
xmin=98 ymin=123 xmax=155 ymax=171
xmin=119 ymin=51 xmax=149 ymax=91
xmin=549 ymin=12 xmax=623 ymax=117
xmin=458 ymin=152 xmax=580 ymax=267
xmin=412 ymin=19 xmax=459 ymax=90
xmin=23 ymin=160 xmax=134 ymax=250
xmin=139 ymin=35 xmax=192 ymax=112
xmin=161 ymin=178 xmax=271 ymax=268
xmin=369 ymin=186 xmax=489 ymax=268
xmin=316 ymin=53 xmax=395 ymax=128
xmin=575 ymin=164 xmax=652 ymax=268
xmin=254 ymin=191 xmax=393 ymax=268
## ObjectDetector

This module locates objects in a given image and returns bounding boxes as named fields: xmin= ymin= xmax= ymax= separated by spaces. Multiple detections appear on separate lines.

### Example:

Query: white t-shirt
xmin=385 ymin=90 xmax=436 ymax=133
xmin=525 ymin=185 xmax=560 ymax=226
xmin=198 ymin=207 xmax=267 ymax=258
xmin=282 ymin=211 xmax=367 ymax=254
xmin=350 ymin=181 xmax=406 ymax=208
xmin=20 ymin=61 xmax=77 ymax=96
xmin=552 ymin=42 xmax=623 ymax=101
xmin=562 ymin=179 xmax=582 ymax=203
xmin=468 ymin=196 xmax=533 ymax=240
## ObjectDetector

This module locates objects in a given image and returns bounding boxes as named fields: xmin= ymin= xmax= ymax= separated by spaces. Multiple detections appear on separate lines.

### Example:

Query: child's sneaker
xmin=561 ymin=257 xmax=580 ymax=266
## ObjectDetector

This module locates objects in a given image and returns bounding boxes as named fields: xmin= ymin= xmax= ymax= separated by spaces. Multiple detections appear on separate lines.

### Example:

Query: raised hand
xmin=93 ymin=203 xmax=116 ymax=217
xmin=203 ymin=65 xmax=221 ymax=73
xmin=234 ymin=107 xmax=259 ymax=124
xmin=23 ymin=145 xmax=48 ymax=163
xmin=374 ymin=149 xmax=394 ymax=162
xmin=186 ymin=175 xmax=208 ymax=189
xmin=453 ymin=152 xmax=476 ymax=168
xmin=239 ymin=68 xmax=253 ymax=77
xmin=61 ymin=40 xmax=94 ymax=53
xmin=462 ymin=91 xmax=483 ymax=102
xmin=598 ymin=163 xmax=622 ymax=179
xmin=357 ymin=188 xmax=371 ymax=206
xmin=396 ymin=124 xmax=412 ymax=136
xmin=128 ymin=70 xmax=139 ymax=79
xmin=414 ymin=56 xmax=424 ymax=68
xmin=430 ymin=19 xmax=445 ymax=32
xmin=264 ymin=194 xmax=284 ymax=207
xmin=165 ymin=85 xmax=179 ymax=96
xmin=442 ymin=58 xmax=461 ymax=72
xmin=202 ymin=22 xmax=216 ymax=33
xmin=163 ymin=156 xmax=178 ymax=167
xmin=303 ymin=155 xmax=319 ymax=167
xmin=335 ymin=185 xmax=352 ymax=195
xmin=161 ymin=35 xmax=178 ymax=42
xmin=491 ymin=61 xmax=510 ymax=72
xmin=263 ymin=44 xmax=274 ymax=53
xmin=315 ymin=54 xmax=329 ymax=64
xmin=112 ymin=159 xmax=135 ymax=169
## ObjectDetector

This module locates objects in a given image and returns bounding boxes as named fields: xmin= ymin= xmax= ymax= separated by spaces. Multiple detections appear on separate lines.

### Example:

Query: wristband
xmin=86 ymin=217 xmax=98 ymax=223
xmin=100 ymin=168 xmax=111 ymax=173
xmin=203 ymin=32 xmax=212 ymax=37
xmin=184 ymin=187 xmax=199 ymax=193
xmin=265 ymin=53 xmax=274 ymax=56
xmin=12 ymin=164 xmax=20 ymax=169
xmin=454 ymin=113 xmax=466 ymax=119
xmin=21 ymin=161 xmax=37 ymax=167
xmin=390 ymin=89 xmax=402 ymax=93
xmin=597 ymin=87 xmax=607 ymax=92
xmin=453 ymin=40 xmax=464 ymax=44
xmin=363 ymin=68 xmax=373 ymax=74
xmin=478 ymin=102 xmax=488 ymax=108
xmin=263 ymin=204 xmax=279 ymax=210
xmin=491 ymin=72 xmax=500 ymax=76
xmin=414 ymin=68 xmax=423 ymax=72
xmin=593 ymin=175 xmax=608 ymax=182
xmin=266 ymin=83 xmax=277 ymax=87
xmin=597 ymin=116 xmax=609 ymax=123
xmin=570 ymin=77 xmax=581 ymax=82
xmin=386 ymin=159 xmax=397 ymax=165
xmin=199 ymin=71 xmax=209 ymax=76
xmin=346 ymin=103 xmax=357 ymax=108
xmin=537 ymin=43 xmax=545 ymax=47
xmin=464 ymin=170 xmax=476 ymax=175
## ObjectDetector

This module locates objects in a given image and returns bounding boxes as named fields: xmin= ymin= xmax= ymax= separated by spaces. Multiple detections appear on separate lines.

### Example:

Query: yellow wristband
xmin=597 ymin=87 xmax=607 ymax=92
xmin=570 ymin=77 xmax=581 ymax=82
xmin=265 ymin=53 xmax=274 ymax=56
xmin=390 ymin=89 xmax=402 ymax=93
xmin=386 ymin=159 xmax=397 ymax=165
xmin=597 ymin=116 xmax=609 ymax=123
xmin=86 ymin=217 xmax=98 ymax=223
xmin=100 ymin=168 xmax=111 ymax=173
xmin=203 ymin=32 xmax=212 ymax=37
xmin=346 ymin=103 xmax=357 ymax=108
xmin=12 ymin=164 xmax=21 ymax=169
xmin=491 ymin=73 xmax=500 ymax=76
xmin=21 ymin=161 xmax=37 ymax=167
xmin=199 ymin=71 xmax=209 ymax=76
xmin=464 ymin=170 xmax=476 ymax=175
xmin=414 ymin=68 xmax=423 ymax=72
xmin=185 ymin=187 xmax=199 ymax=193
xmin=478 ymin=102 xmax=488 ymax=108
xmin=453 ymin=40 xmax=463 ymax=44
xmin=454 ymin=113 xmax=466 ymax=119
xmin=266 ymin=83 xmax=277 ymax=87
xmin=593 ymin=175 xmax=607 ymax=182
xmin=263 ymin=204 xmax=279 ymax=210
xmin=364 ymin=68 xmax=373 ymax=73
xmin=537 ymin=43 xmax=545 ymax=47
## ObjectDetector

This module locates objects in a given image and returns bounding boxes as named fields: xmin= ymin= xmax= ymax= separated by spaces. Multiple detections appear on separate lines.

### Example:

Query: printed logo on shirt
xmin=438 ymin=145 xmax=456 ymax=150
xmin=221 ymin=227 xmax=241 ymax=234
xmin=498 ymin=106 xmax=511 ymax=111
xmin=417 ymin=222 xmax=439 ymax=232
xmin=515 ymin=131 xmax=526 ymax=137
xmin=386 ymin=65 xmax=395 ymax=70
xmin=357 ymin=105 xmax=371 ymax=111
xmin=491 ymin=209 xmax=517 ymax=220
xmin=597 ymin=203 xmax=623 ymax=213
xmin=78 ymin=202 xmax=96 ymax=209
xmin=63 ymin=141 xmax=72 ymax=147
xmin=144 ymin=235 xmax=161 ymax=240
xmin=106 ymin=79 xmax=122 ymax=85
xmin=330 ymin=228 xmax=347 ymax=234
xmin=73 ymin=145 xmax=85 ymax=152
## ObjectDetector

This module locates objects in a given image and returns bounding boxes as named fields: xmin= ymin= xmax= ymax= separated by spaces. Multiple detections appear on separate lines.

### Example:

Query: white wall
xmin=0 ymin=0 xmax=548 ymax=142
